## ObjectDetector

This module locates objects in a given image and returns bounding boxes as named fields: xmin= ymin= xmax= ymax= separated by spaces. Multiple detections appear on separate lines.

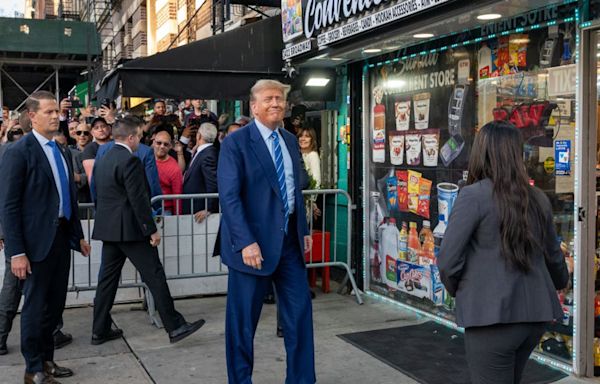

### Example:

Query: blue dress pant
xmin=225 ymin=223 xmax=315 ymax=384
xmin=21 ymin=223 xmax=70 ymax=373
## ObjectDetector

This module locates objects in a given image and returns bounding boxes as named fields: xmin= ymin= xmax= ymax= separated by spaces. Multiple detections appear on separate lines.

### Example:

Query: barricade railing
xmin=64 ymin=189 xmax=362 ymax=327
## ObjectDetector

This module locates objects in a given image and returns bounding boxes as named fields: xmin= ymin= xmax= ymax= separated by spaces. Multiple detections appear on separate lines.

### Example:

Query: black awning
xmin=97 ymin=16 xmax=285 ymax=101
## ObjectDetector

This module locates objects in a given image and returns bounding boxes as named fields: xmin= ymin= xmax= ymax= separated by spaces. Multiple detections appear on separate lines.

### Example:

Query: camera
xmin=70 ymin=98 xmax=83 ymax=108
xmin=101 ymin=98 xmax=112 ymax=108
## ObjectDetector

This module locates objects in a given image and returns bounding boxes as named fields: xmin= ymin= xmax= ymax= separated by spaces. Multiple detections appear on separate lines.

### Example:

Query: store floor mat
xmin=338 ymin=321 xmax=567 ymax=384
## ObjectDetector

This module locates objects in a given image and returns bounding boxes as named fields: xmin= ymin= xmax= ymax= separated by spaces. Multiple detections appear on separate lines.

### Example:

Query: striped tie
xmin=271 ymin=131 xmax=289 ymax=232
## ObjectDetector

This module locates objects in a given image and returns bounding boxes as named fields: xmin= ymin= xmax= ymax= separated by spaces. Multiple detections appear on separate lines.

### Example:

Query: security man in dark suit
xmin=181 ymin=122 xmax=219 ymax=220
xmin=0 ymin=91 xmax=91 ymax=384
xmin=91 ymin=116 xmax=205 ymax=345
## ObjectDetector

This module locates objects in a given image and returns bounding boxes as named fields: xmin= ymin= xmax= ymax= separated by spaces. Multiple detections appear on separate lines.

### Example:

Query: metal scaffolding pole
xmin=55 ymin=68 xmax=60 ymax=102
xmin=0 ymin=65 xmax=3 ymax=111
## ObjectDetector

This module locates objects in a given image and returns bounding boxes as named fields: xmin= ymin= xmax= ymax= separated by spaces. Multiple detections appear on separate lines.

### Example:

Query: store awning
xmin=96 ymin=16 xmax=285 ymax=101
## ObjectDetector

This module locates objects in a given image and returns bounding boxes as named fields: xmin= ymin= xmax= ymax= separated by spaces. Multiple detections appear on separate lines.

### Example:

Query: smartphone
xmin=70 ymin=99 xmax=83 ymax=108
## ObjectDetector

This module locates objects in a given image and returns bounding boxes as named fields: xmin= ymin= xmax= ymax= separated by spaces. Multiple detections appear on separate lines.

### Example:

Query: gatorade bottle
xmin=407 ymin=222 xmax=420 ymax=264
xmin=419 ymin=221 xmax=435 ymax=266
xmin=399 ymin=222 xmax=408 ymax=261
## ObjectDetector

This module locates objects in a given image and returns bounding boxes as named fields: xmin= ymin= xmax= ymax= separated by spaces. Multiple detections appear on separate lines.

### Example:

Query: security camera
xmin=284 ymin=64 xmax=298 ymax=79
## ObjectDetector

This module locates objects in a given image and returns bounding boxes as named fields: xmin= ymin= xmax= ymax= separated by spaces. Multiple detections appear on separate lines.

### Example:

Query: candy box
xmin=396 ymin=260 xmax=430 ymax=300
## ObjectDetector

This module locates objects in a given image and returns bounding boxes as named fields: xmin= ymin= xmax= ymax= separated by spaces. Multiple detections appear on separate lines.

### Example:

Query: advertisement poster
xmin=281 ymin=0 xmax=303 ymax=42
xmin=555 ymin=140 xmax=571 ymax=176
xmin=367 ymin=49 xmax=476 ymax=318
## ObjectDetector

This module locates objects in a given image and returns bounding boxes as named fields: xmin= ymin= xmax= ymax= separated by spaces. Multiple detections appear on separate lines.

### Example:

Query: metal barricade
xmin=65 ymin=189 xmax=362 ymax=327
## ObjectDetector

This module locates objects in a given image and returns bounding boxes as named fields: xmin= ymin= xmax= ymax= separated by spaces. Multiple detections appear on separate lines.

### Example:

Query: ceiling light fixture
xmin=363 ymin=48 xmax=382 ymax=53
xmin=331 ymin=57 xmax=344 ymax=61
xmin=477 ymin=13 xmax=502 ymax=20
xmin=413 ymin=33 xmax=434 ymax=38
xmin=306 ymin=77 xmax=330 ymax=87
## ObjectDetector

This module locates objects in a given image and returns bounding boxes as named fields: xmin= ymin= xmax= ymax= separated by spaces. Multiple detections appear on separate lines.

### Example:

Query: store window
xmin=366 ymin=15 xmax=576 ymax=364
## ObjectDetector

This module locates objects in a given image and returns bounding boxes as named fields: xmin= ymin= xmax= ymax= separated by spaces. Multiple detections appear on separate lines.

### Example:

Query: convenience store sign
xmin=316 ymin=0 xmax=449 ymax=47
xmin=282 ymin=0 xmax=449 ymax=59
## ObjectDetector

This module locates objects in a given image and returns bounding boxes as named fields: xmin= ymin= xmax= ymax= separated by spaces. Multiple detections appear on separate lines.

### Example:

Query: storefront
xmin=284 ymin=0 xmax=600 ymax=377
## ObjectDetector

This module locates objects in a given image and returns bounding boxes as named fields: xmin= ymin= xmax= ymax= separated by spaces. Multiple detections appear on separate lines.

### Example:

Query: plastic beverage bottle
xmin=407 ymin=222 xmax=421 ymax=264
xmin=380 ymin=218 xmax=400 ymax=287
xmin=419 ymin=221 xmax=436 ymax=266
xmin=399 ymin=222 xmax=408 ymax=261
xmin=433 ymin=214 xmax=446 ymax=258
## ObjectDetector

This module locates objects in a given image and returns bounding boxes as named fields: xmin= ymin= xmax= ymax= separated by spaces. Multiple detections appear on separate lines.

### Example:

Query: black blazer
xmin=0 ymin=133 xmax=84 ymax=262
xmin=182 ymin=145 xmax=218 ymax=214
xmin=92 ymin=144 xmax=157 ymax=242
xmin=438 ymin=179 xmax=569 ymax=328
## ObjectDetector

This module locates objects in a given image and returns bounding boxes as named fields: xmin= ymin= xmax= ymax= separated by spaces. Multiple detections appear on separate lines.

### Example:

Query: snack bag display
xmin=417 ymin=178 xmax=432 ymax=219
xmin=509 ymin=34 xmax=528 ymax=68
xmin=408 ymin=170 xmax=421 ymax=214
xmin=386 ymin=175 xmax=398 ymax=212
xmin=413 ymin=93 xmax=431 ymax=130
xmin=396 ymin=170 xmax=409 ymax=212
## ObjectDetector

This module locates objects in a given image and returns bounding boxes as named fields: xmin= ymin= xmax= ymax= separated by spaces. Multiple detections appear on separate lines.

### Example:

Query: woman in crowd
xmin=70 ymin=123 xmax=93 ymax=212
xmin=297 ymin=127 xmax=322 ymax=228
xmin=438 ymin=121 xmax=570 ymax=384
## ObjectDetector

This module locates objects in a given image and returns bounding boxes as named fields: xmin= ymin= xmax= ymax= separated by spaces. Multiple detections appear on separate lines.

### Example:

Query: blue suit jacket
xmin=0 ymin=133 xmax=84 ymax=262
xmin=92 ymin=141 xmax=162 ymax=201
xmin=217 ymin=122 xmax=309 ymax=276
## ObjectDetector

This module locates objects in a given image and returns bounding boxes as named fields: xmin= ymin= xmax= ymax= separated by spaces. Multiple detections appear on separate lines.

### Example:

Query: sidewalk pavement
xmin=0 ymin=288 xmax=593 ymax=383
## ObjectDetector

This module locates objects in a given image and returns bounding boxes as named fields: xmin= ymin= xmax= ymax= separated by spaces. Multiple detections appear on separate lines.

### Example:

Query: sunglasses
xmin=76 ymin=131 xmax=91 ymax=136
xmin=154 ymin=140 xmax=171 ymax=147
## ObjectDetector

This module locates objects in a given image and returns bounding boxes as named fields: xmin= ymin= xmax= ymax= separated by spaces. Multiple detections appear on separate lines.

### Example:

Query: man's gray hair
xmin=198 ymin=122 xmax=218 ymax=144
xmin=250 ymin=80 xmax=291 ymax=102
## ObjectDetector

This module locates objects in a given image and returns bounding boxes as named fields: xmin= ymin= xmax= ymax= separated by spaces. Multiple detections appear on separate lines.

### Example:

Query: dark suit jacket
xmin=217 ymin=122 xmax=309 ymax=276
xmin=0 ymin=133 xmax=84 ymax=262
xmin=92 ymin=144 xmax=157 ymax=242
xmin=182 ymin=145 xmax=218 ymax=214
xmin=438 ymin=179 xmax=569 ymax=328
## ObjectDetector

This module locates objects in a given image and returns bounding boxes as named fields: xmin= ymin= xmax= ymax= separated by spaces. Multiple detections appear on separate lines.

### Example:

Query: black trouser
xmin=92 ymin=241 xmax=186 ymax=335
xmin=0 ymin=262 xmax=65 ymax=346
xmin=464 ymin=322 xmax=547 ymax=384
xmin=21 ymin=223 xmax=71 ymax=373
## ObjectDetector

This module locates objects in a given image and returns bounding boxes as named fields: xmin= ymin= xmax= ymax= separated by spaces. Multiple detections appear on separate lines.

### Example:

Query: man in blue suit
xmin=218 ymin=79 xmax=315 ymax=384
xmin=0 ymin=91 xmax=91 ymax=384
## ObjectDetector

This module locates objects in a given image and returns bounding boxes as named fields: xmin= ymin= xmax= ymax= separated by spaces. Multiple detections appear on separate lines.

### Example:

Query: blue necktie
xmin=47 ymin=141 xmax=72 ymax=220
xmin=271 ymin=131 xmax=289 ymax=232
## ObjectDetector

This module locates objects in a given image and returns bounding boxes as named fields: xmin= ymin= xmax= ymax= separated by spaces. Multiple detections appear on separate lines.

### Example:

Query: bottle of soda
xmin=419 ymin=221 xmax=435 ymax=266
xmin=407 ymin=222 xmax=420 ymax=264
xmin=399 ymin=222 xmax=408 ymax=261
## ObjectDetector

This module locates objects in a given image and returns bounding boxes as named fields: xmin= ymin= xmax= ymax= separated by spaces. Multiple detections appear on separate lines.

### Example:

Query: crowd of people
xmin=0 ymin=82 xmax=326 ymax=384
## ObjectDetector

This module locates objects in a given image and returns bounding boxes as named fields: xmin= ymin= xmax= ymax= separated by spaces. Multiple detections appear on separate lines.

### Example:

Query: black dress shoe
xmin=44 ymin=361 xmax=73 ymax=378
xmin=276 ymin=326 xmax=284 ymax=338
xmin=0 ymin=342 xmax=7 ymax=355
xmin=91 ymin=328 xmax=123 ymax=345
xmin=263 ymin=294 xmax=276 ymax=304
xmin=53 ymin=331 xmax=73 ymax=350
xmin=24 ymin=372 xmax=60 ymax=384
xmin=169 ymin=319 xmax=205 ymax=344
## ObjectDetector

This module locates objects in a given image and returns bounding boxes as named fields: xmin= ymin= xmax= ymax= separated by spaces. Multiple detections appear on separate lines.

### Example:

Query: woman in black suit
xmin=438 ymin=121 xmax=570 ymax=384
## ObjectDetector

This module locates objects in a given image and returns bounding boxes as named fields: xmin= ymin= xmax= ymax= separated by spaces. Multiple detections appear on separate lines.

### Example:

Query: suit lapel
xmin=184 ymin=149 xmax=203 ymax=183
xmin=248 ymin=123 xmax=282 ymax=200
xmin=27 ymin=133 xmax=54 ymax=184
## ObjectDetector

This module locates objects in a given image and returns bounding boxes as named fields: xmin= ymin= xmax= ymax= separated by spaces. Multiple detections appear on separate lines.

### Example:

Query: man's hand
xmin=59 ymin=98 xmax=72 ymax=114
xmin=11 ymin=255 xmax=31 ymax=280
xmin=242 ymin=242 xmax=263 ymax=270
xmin=98 ymin=105 xmax=117 ymax=124
xmin=304 ymin=235 xmax=313 ymax=253
xmin=80 ymin=239 xmax=91 ymax=257
xmin=0 ymin=239 xmax=4 ymax=251
xmin=194 ymin=210 xmax=210 ymax=223
xmin=150 ymin=232 xmax=161 ymax=247
xmin=312 ymin=203 xmax=321 ymax=220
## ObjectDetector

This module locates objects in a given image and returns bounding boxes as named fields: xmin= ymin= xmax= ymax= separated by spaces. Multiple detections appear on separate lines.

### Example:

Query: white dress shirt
xmin=255 ymin=119 xmax=295 ymax=214
xmin=32 ymin=129 xmax=70 ymax=218
xmin=115 ymin=141 xmax=133 ymax=154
